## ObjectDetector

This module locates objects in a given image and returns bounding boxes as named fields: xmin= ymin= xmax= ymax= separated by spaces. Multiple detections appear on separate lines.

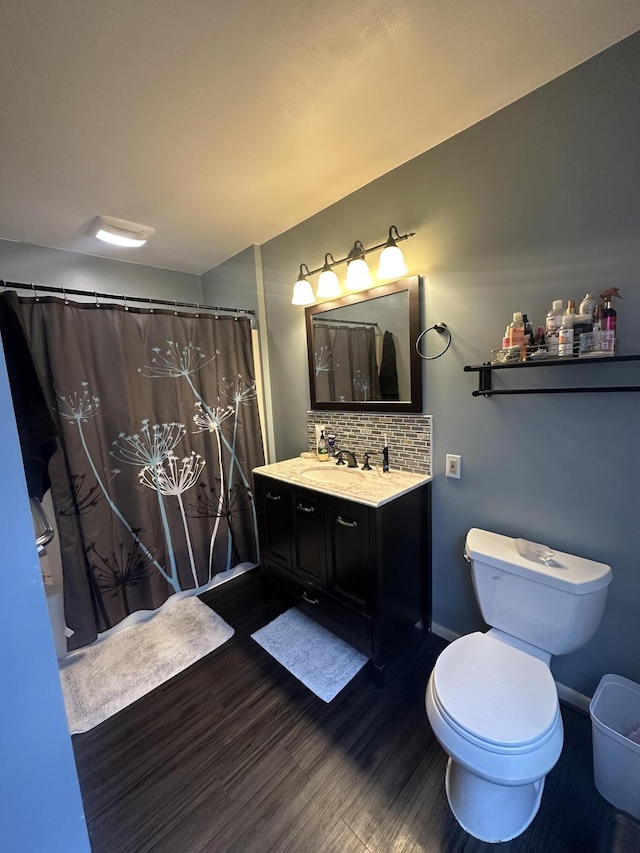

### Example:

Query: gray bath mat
xmin=251 ymin=607 xmax=368 ymax=702
xmin=59 ymin=596 xmax=234 ymax=733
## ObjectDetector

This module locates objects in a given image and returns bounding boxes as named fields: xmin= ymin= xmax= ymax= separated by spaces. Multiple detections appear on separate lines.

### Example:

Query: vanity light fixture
xmin=345 ymin=240 xmax=373 ymax=291
xmin=291 ymin=263 xmax=316 ymax=306
xmin=290 ymin=225 xmax=415 ymax=305
xmin=377 ymin=225 xmax=409 ymax=279
xmin=88 ymin=215 xmax=155 ymax=248
xmin=316 ymin=253 xmax=341 ymax=298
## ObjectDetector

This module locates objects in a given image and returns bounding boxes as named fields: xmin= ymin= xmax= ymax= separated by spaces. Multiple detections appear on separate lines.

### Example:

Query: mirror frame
xmin=305 ymin=275 xmax=422 ymax=413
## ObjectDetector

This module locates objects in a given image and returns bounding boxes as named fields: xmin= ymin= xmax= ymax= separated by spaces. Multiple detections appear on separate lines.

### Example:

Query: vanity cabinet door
xmin=254 ymin=475 xmax=292 ymax=570
xmin=326 ymin=497 xmax=370 ymax=612
xmin=291 ymin=488 xmax=327 ymax=587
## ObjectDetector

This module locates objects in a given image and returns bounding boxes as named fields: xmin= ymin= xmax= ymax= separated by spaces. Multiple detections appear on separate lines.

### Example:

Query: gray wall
xmin=254 ymin=32 xmax=640 ymax=697
xmin=202 ymin=244 xmax=260 ymax=315
xmin=0 ymin=240 xmax=202 ymax=302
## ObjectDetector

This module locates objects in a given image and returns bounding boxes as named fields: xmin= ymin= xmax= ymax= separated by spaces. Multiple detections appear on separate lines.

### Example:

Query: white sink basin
xmin=301 ymin=466 xmax=364 ymax=485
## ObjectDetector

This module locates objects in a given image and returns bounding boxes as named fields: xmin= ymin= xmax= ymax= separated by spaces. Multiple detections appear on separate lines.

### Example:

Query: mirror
xmin=305 ymin=275 xmax=422 ymax=412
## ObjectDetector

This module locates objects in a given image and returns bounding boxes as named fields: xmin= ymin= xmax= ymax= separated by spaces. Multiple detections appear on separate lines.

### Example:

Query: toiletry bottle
xmin=558 ymin=313 xmax=575 ymax=358
xmin=502 ymin=325 xmax=510 ymax=350
xmin=382 ymin=435 xmax=390 ymax=472
xmin=327 ymin=433 xmax=336 ymax=457
xmin=601 ymin=294 xmax=617 ymax=354
xmin=567 ymin=299 xmax=577 ymax=317
xmin=509 ymin=312 xmax=526 ymax=361
xmin=603 ymin=294 xmax=617 ymax=332
xmin=317 ymin=430 xmax=329 ymax=462
xmin=545 ymin=300 xmax=564 ymax=357
xmin=579 ymin=293 xmax=598 ymax=319
xmin=523 ymin=314 xmax=534 ymax=354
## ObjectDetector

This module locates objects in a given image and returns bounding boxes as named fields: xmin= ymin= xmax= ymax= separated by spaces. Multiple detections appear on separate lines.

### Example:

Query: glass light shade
xmin=345 ymin=258 xmax=372 ymax=291
xmin=88 ymin=215 xmax=154 ymax=247
xmin=95 ymin=228 xmax=147 ymax=248
xmin=292 ymin=278 xmax=316 ymax=306
xmin=316 ymin=269 xmax=341 ymax=298
xmin=378 ymin=244 xmax=408 ymax=279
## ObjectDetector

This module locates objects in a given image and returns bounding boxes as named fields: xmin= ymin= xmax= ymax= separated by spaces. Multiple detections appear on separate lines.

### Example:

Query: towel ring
xmin=415 ymin=323 xmax=452 ymax=360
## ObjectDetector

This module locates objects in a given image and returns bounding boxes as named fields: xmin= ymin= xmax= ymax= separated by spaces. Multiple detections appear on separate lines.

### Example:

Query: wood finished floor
xmin=73 ymin=569 xmax=624 ymax=853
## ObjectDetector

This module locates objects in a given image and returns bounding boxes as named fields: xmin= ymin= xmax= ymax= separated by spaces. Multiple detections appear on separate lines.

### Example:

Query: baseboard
xmin=556 ymin=682 xmax=591 ymax=714
xmin=431 ymin=622 xmax=592 ymax=714
xmin=431 ymin=622 xmax=460 ymax=643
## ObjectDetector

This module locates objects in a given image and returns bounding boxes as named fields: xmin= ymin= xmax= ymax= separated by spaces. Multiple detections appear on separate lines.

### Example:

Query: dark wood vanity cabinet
xmin=254 ymin=473 xmax=431 ymax=686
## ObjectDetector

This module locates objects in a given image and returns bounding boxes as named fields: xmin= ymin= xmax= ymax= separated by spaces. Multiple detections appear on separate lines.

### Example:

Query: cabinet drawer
xmin=298 ymin=588 xmax=373 ymax=658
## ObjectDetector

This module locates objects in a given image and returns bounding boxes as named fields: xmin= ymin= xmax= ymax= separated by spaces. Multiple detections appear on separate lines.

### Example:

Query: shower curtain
xmin=18 ymin=296 xmax=264 ymax=651
xmin=313 ymin=324 xmax=380 ymax=402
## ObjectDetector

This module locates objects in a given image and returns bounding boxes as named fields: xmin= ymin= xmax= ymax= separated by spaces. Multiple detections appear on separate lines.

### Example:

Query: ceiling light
xmin=88 ymin=216 xmax=155 ymax=248
xmin=291 ymin=264 xmax=316 ymax=306
xmin=316 ymin=253 xmax=341 ymax=298
xmin=378 ymin=225 xmax=408 ymax=279
xmin=345 ymin=241 xmax=372 ymax=291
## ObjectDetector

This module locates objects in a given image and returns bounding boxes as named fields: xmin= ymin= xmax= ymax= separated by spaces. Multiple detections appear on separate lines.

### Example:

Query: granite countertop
xmin=253 ymin=456 xmax=431 ymax=508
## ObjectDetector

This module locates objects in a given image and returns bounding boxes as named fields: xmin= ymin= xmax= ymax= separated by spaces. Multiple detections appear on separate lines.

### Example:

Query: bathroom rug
xmin=251 ymin=607 xmax=368 ymax=702
xmin=59 ymin=596 xmax=234 ymax=733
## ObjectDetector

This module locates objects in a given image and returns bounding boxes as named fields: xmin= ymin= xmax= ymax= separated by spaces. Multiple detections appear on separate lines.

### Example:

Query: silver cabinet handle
xmin=296 ymin=503 xmax=314 ymax=513
xmin=302 ymin=590 xmax=319 ymax=605
xmin=336 ymin=516 xmax=357 ymax=528
xmin=265 ymin=492 xmax=281 ymax=501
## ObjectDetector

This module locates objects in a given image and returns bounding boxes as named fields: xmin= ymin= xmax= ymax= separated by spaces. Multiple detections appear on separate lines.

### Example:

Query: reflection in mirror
xmin=305 ymin=276 xmax=422 ymax=413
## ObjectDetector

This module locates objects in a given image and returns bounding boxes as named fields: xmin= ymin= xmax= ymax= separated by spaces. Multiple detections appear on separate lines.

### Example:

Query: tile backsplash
xmin=306 ymin=411 xmax=432 ymax=475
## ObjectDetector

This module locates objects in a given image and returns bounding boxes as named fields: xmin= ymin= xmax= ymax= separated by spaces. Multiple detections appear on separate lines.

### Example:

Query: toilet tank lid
xmin=465 ymin=528 xmax=612 ymax=594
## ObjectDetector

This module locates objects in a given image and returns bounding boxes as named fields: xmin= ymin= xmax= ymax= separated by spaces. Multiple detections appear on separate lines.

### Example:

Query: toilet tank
xmin=465 ymin=528 xmax=612 ymax=656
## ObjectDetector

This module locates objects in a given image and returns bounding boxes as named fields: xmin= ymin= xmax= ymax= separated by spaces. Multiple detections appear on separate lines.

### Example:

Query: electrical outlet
xmin=446 ymin=453 xmax=461 ymax=479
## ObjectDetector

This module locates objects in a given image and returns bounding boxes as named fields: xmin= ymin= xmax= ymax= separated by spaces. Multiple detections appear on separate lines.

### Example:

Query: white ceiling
xmin=1 ymin=1 xmax=639 ymax=275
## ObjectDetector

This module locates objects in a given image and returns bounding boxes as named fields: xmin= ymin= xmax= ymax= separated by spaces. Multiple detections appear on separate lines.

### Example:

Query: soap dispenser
xmin=317 ymin=430 xmax=329 ymax=462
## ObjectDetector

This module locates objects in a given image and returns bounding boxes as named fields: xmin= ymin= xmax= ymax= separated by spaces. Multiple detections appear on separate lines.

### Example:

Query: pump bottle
xmin=317 ymin=430 xmax=329 ymax=462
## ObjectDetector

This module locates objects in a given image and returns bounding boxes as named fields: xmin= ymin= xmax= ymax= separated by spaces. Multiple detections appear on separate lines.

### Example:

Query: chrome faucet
xmin=335 ymin=449 xmax=358 ymax=468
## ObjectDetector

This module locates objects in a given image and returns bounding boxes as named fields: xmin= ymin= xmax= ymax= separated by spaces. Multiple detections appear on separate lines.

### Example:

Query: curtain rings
xmin=195 ymin=303 xmax=199 ymax=318
xmin=123 ymin=294 xmax=129 ymax=311
xmin=31 ymin=282 xmax=40 ymax=301
xmin=94 ymin=291 xmax=101 ymax=308
xmin=62 ymin=286 xmax=69 ymax=305
xmin=148 ymin=297 xmax=154 ymax=314
xmin=174 ymin=300 xmax=178 ymax=315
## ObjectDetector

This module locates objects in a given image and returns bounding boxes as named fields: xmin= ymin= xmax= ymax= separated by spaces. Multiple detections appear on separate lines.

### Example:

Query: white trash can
xmin=590 ymin=674 xmax=640 ymax=820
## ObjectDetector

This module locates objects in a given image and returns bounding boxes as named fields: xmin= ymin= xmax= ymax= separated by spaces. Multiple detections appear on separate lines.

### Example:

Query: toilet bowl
xmin=426 ymin=631 xmax=564 ymax=842
xmin=425 ymin=528 xmax=612 ymax=843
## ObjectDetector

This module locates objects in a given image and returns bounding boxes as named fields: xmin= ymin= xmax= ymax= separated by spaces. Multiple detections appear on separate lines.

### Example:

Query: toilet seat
xmin=431 ymin=632 xmax=559 ymax=752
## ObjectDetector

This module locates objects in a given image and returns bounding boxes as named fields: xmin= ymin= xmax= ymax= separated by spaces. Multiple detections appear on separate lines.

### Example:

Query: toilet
xmin=426 ymin=528 xmax=612 ymax=843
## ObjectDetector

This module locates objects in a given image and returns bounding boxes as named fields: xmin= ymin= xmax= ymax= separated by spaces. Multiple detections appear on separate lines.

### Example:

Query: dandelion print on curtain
xmin=19 ymin=297 xmax=264 ymax=651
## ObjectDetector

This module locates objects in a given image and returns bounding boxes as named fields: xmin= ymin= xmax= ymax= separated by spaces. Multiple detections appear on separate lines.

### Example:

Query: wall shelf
xmin=464 ymin=354 xmax=640 ymax=397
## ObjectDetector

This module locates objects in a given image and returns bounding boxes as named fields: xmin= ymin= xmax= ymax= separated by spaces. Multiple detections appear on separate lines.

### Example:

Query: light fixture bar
xmin=300 ymin=227 xmax=415 ymax=277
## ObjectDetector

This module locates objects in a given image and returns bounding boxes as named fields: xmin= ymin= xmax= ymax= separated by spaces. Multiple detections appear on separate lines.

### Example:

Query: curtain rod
xmin=0 ymin=280 xmax=255 ymax=317
xmin=313 ymin=318 xmax=378 ymax=327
